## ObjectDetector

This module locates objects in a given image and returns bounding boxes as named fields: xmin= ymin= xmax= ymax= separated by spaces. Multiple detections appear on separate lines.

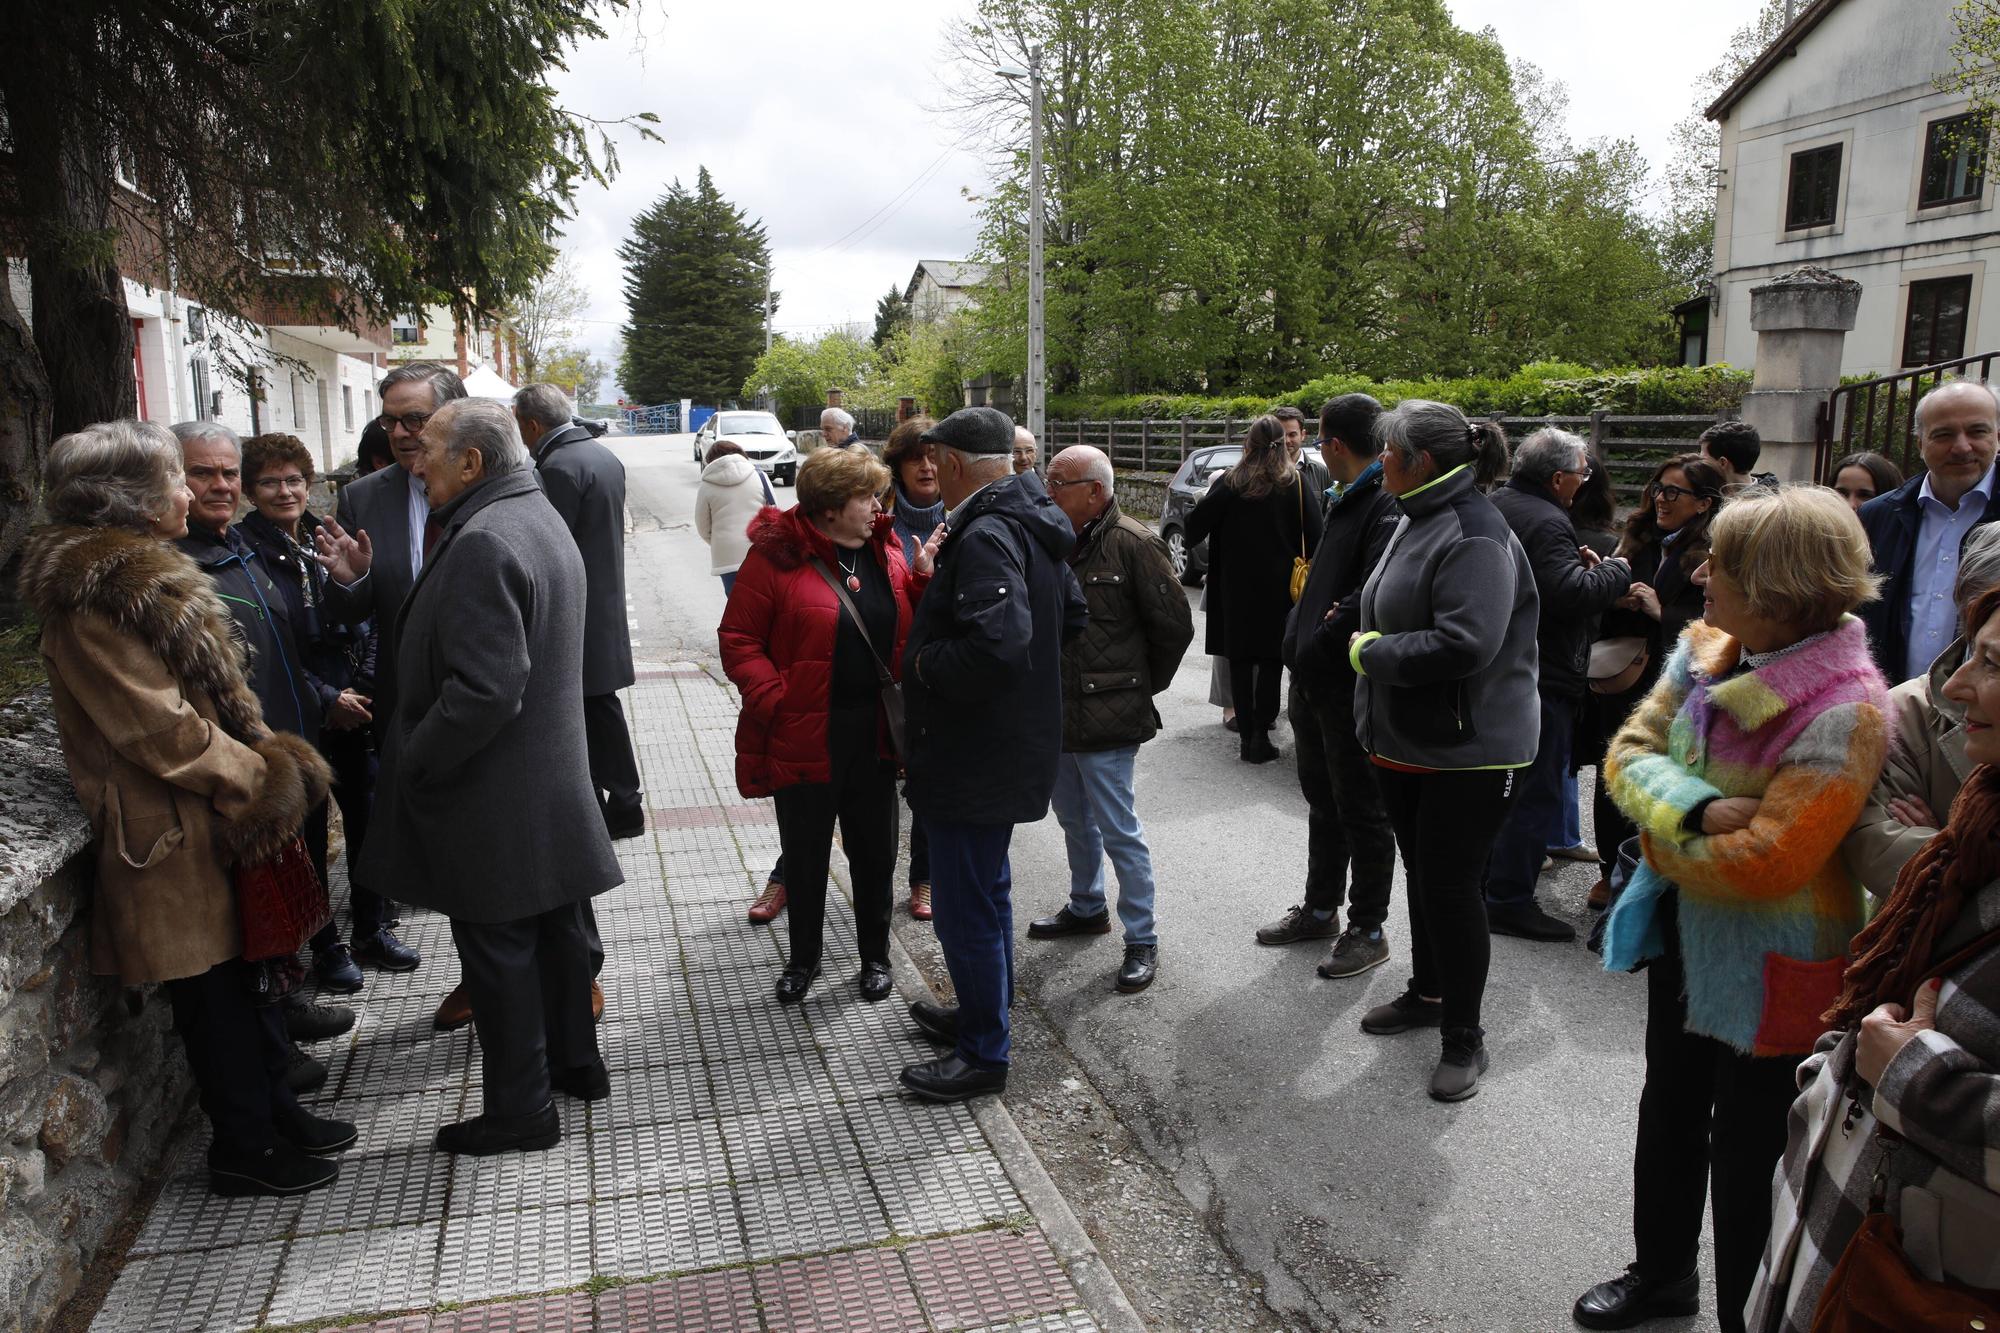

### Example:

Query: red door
xmin=130 ymin=319 xmax=148 ymax=419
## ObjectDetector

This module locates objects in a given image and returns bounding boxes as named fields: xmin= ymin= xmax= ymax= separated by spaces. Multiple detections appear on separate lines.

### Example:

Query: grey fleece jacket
xmin=1350 ymin=464 xmax=1541 ymax=771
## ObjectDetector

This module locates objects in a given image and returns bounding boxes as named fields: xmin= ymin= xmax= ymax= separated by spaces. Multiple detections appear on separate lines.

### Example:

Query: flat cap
xmin=920 ymin=406 xmax=1015 ymax=455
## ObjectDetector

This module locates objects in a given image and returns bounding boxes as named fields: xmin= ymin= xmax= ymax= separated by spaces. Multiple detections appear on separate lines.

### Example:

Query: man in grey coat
xmin=360 ymin=399 xmax=623 ymax=1156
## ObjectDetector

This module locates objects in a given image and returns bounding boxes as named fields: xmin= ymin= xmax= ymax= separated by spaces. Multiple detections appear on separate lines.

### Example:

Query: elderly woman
xmin=19 ymin=421 xmax=346 ymax=1197
xmin=695 ymin=439 xmax=777 ymax=594
xmin=1347 ymin=400 xmax=1534 ymax=1102
xmin=1747 ymin=582 xmax=2000 ymax=1332
xmin=1576 ymin=487 xmax=1890 ymax=1333
xmin=720 ymin=446 xmax=939 ymax=1003
xmin=1842 ymin=524 xmax=2000 ymax=898
xmin=882 ymin=416 xmax=943 ymax=921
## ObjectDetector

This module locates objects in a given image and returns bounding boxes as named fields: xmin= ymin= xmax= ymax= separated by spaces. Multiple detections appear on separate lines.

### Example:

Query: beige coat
xmin=19 ymin=524 xmax=332 ymax=985
xmin=1841 ymin=645 xmax=1972 ymax=899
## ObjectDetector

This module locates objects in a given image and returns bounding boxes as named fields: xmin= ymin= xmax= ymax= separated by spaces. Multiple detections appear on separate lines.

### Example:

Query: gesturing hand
xmin=912 ymin=523 xmax=946 ymax=578
xmin=1701 ymin=796 xmax=1761 ymax=834
xmin=313 ymin=516 xmax=373 ymax=584
xmin=324 ymin=689 xmax=373 ymax=731
xmin=1619 ymin=582 xmax=1661 ymax=620
xmin=1855 ymin=979 xmax=1941 ymax=1086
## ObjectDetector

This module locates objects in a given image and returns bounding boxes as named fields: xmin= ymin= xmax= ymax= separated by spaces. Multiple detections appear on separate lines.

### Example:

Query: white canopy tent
xmin=460 ymin=364 xmax=519 ymax=401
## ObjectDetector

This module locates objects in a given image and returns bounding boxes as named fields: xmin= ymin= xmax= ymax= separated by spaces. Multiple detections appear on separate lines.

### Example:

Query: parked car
xmin=1155 ymin=445 xmax=1323 ymax=585
xmin=691 ymin=410 xmax=799 ymax=484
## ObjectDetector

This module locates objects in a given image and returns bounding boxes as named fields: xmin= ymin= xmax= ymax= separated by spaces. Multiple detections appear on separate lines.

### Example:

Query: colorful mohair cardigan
xmin=1604 ymin=616 xmax=1890 ymax=1056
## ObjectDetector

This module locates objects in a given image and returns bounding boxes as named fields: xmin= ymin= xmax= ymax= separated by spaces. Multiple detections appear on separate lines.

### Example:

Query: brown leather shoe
xmin=1586 ymin=878 xmax=1612 ymax=911
xmin=591 ymin=979 xmax=605 ymax=1023
xmin=433 ymin=982 xmax=473 ymax=1031
xmin=909 ymin=883 xmax=932 ymax=921
xmin=747 ymin=880 xmax=787 ymax=924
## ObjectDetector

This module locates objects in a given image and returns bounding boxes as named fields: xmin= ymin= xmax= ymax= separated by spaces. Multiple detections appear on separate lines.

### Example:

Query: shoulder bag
xmin=234 ymin=834 xmax=330 ymax=962
xmin=1589 ymin=637 xmax=1650 ymax=695
xmin=811 ymin=558 xmax=907 ymax=758
xmin=1289 ymin=477 xmax=1311 ymax=605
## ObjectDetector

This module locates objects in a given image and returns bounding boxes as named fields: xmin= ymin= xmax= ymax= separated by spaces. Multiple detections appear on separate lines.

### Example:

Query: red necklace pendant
xmin=846 ymin=574 xmax=862 ymax=592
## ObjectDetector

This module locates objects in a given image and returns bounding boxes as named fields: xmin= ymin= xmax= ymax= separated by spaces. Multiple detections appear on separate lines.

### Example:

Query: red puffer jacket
xmin=718 ymin=505 xmax=926 ymax=798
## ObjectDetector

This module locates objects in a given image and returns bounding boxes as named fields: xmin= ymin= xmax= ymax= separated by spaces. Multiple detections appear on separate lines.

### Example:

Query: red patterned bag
xmin=234 ymin=835 xmax=330 ymax=961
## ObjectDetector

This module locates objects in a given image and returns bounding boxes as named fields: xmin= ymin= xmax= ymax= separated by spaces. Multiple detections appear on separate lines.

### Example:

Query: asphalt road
xmin=615 ymin=437 xmax=1722 ymax=1333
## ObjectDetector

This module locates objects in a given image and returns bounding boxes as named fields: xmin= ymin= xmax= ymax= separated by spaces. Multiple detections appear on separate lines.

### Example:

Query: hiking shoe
xmin=282 ymin=996 xmax=356 ymax=1044
xmin=1317 ymin=928 xmax=1389 ymax=978
xmin=1361 ymin=990 xmax=1444 ymax=1035
xmin=1256 ymin=904 xmax=1340 ymax=946
xmin=1429 ymin=1028 xmax=1489 ymax=1102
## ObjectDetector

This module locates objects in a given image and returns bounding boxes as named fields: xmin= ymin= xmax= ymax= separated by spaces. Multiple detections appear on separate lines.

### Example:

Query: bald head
xmin=1012 ymin=426 xmax=1039 ymax=475
xmin=1047 ymin=445 xmax=1113 ymax=532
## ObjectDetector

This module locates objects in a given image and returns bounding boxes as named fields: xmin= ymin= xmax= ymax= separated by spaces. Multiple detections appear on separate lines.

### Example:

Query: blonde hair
xmin=797 ymin=442 xmax=890 ymax=516
xmin=1707 ymin=485 xmax=1880 ymax=631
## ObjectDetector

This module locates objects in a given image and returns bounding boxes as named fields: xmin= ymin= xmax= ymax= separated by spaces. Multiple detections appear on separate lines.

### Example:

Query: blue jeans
xmin=1049 ymin=748 xmax=1157 ymax=946
xmin=926 ymin=819 xmax=1016 ymax=1070
xmin=1550 ymin=771 xmax=1583 ymax=851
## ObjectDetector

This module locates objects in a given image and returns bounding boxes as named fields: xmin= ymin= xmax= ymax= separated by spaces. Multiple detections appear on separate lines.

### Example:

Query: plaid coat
xmin=1747 ymin=874 xmax=2000 ymax=1333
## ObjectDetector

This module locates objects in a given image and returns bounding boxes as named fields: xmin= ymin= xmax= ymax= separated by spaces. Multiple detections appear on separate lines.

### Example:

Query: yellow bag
xmin=1289 ymin=477 xmax=1311 ymax=604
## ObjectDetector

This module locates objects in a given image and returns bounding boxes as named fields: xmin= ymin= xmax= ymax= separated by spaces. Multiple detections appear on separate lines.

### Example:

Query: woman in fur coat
xmin=18 ymin=420 xmax=349 ymax=1199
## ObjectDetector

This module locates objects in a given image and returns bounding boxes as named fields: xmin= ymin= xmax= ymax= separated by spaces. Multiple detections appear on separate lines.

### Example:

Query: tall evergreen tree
xmin=618 ymin=169 xmax=773 ymax=404
xmin=872 ymin=285 xmax=911 ymax=348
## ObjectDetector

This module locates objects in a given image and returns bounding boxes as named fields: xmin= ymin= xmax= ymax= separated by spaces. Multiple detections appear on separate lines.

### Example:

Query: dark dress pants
xmin=927 ymin=819 xmax=1016 ymax=1070
xmin=307 ymin=730 xmax=390 ymax=951
xmin=1291 ymin=674 xmax=1395 ymax=929
xmin=584 ymin=692 xmax=644 ymax=819
xmin=906 ymin=790 xmax=929 ymax=886
xmin=1481 ymin=690 xmax=1570 ymax=907
xmin=1631 ymin=907 xmax=1800 ymax=1333
xmin=773 ymin=705 xmax=897 ymax=972
xmin=165 ymin=958 xmax=299 ymax=1155
xmin=451 ymin=901 xmax=600 ymax=1118
xmin=1228 ymin=656 xmax=1282 ymax=730
xmin=1586 ymin=686 xmax=1642 ymax=870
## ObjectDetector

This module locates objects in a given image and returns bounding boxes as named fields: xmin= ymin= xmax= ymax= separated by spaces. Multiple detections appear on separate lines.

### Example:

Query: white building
xmin=1703 ymin=0 xmax=1997 ymax=377
xmin=903 ymin=260 xmax=992 ymax=325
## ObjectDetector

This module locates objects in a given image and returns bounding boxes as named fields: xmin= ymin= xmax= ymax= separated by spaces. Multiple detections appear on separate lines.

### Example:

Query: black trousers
xmin=1228 ymin=656 xmax=1282 ymax=731
xmin=1631 ymin=914 xmax=1800 ymax=1333
xmin=1585 ymin=687 xmax=1642 ymax=871
xmin=906 ymin=786 xmax=930 ymax=886
xmin=1291 ymin=674 xmax=1394 ymax=930
xmin=306 ymin=729 xmax=390 ymax=951
xmin=774 ymin=704 xmax=897 ymax=972
xmin=584 ymin=692 xmax=643 ymax=817
xmin=451 ymin=902 xmax=600 ymax=1118
xmin=1376 ymin=765 xmax=1518 ymax=1034
xmin=165 ymin=958 xmax=299 ymax=1155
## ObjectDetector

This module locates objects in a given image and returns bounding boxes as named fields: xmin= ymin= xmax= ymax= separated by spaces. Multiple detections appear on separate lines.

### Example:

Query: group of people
xmin=24 ymin=365 xmax=647 ymax=1196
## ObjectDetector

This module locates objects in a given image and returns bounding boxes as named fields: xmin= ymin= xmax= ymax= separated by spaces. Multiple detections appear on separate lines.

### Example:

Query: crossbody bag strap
xmin=810 ymin=558 xmax=895 ymax=687
xmin=1297 ymin=478 xmax=1306 ymax=559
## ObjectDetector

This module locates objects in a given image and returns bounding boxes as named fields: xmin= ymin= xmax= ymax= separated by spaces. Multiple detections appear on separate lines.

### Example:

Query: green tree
xmin=508 ymin=250 xmax=590 ymax=384
xmin=618 ymin=168 xmax=773 ymax=405
xmin=872 ymin=285 xmax=912 ymax=347
xmin=541 ymin=345 xmax=610 ymax=403
xmin=742 ymin=331 xmax=879 ymax=420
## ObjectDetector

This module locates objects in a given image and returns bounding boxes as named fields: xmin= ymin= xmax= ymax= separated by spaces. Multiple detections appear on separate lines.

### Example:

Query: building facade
xmin=903 ymin=260 xmax=992 ymax=326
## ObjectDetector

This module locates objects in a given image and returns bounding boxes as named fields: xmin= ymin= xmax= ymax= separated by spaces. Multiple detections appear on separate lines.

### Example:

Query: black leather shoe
xmin=283 ymin=1043 xmax=328 ymax=1096
xmin=1487 ymin=900 xmax=1577 ymax=943
xmin=209 ymin=1143 xmax=339 ymax=1197
xmin=1027 ymin=905 xmax=1113 ymax=939
xmin=552 ymin=1059 xmax=611 ymax=1102
xmin=899 ymin=1053 xmax=1007 ymax=1103
xmin=435 ymin=1104 xmax=561 ymax=1156
xmin=352 ymin=927 xmax=421 ymax=972
xmin=313 ymin=943 xmax=364 ymax=994
xmin=276 ymin=1107 xmax=358 ymax=1156
xmin=1240 ymin=730 xmax=1280 ymax=764
xmin=909 ymin=1000 xmax=959 ymax=1045
xmin=775 ymin=964 xmax=820 ymax=1005
xmin=1572 ymin=1267 xmax=1699 ymax=1329
xmin=282 ymin=994 xmax=356 ymax=1043
xmin=1116 ymin=943 xmax=1158 ymax=993
xmin=605 ymin=803 xmax=647 ymax=840
xmin=858 ymin=962 xmax=893 ymax=1003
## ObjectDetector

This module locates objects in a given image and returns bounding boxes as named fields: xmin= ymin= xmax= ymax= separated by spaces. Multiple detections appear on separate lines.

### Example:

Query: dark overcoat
xmin=1185 ymin=471 xmax=1322 ymax=661
xmin=361 ymin=468 xmax=622 ymax=921
xmin=327 ymin=462 xmax=424 ymax=738
xmin=533 ymin=422 xmax=636 ymax=696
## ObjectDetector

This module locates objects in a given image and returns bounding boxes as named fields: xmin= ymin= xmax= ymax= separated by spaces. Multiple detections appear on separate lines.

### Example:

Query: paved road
xmin=620 ymin=438 xmax=1723 ymax=1333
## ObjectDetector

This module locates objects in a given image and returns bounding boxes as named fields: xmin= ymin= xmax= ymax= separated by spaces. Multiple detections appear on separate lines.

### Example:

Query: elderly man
xmin=900 ymin=407 xmax=1087 ymax=1102
xmin=822 ymin=407 xmax=862 ymax=450
xmin=1029 ymin=445 xmax=1193 ymax=992
xmin=1481 ymin=427 xmax=1631 ymax=942
xmin=1011 ymin=426 xmax=1040 ymax=476
xmin=361 ymin=400 xmax=622 ymax=1155
xmin=1859 ymin=378 xmax=2000 ymax=682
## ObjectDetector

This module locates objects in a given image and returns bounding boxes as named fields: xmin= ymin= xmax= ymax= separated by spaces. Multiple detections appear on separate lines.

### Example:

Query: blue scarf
xmin=891 ymin=485 xmax=945 ymax=564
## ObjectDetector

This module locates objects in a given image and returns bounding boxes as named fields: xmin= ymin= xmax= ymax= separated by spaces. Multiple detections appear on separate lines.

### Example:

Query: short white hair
xmin=1013 ymin=426 xmax=1037 ymax=452
xmin=946 ymin=445 xmax=1011 ymax=478
xmin=821 ymin=407 xmax=855 ymax=434
xmin=433 ymin=399 xmax=530 ymax=475
xmin=1053 ymin=445 xmax=1113 ymax=495
xmin=44 ymin=420 xmax=185 ymax=530
xmin=513 ymin=383 xmax=574 ymax=432
xmin=171 ymin=420 xmax=242 ymax=457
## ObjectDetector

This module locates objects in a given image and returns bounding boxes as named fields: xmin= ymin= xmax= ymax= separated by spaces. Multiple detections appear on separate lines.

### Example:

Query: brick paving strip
xmin=84 ymin=657 xmax=1142 ymax=1333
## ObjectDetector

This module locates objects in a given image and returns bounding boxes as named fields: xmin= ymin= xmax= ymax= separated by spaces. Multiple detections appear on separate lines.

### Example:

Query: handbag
xmin=1289 ymin=478 xmax=1311 ymax=605
xmin=1588 ymin=636 xmax=1649 ymax=695
xmin=811 ymin=558 xmax=907 ymax=758
xmin=233 ymin=834 xmax=330 ymax=961
xmin=1586 ymin=834 xmax=1644 ymax=956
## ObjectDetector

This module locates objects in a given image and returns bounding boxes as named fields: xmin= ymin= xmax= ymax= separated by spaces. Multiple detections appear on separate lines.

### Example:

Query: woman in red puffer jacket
xmin=720 ymin=446 xmax=941 ymax=1004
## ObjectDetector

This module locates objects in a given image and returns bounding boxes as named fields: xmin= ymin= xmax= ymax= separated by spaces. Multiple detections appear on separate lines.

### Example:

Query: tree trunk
xmin=0 ymin=264 xmax=54 ymax=574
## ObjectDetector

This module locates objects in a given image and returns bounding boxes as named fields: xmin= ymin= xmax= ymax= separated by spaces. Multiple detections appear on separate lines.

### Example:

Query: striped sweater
xmin=1605 ymin=616 xmax=1890 ymax=1055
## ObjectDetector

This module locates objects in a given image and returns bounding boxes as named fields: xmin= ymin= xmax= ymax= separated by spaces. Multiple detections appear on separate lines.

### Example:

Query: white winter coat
xmin=695 ymin=454 xmax=776 ymax=574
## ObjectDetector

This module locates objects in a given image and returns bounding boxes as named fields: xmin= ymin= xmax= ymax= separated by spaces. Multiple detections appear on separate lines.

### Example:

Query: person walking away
xmin=1028 ymin=445 xmax=1194 ymax=993
xmin=1576 ymin=487 xmax=1889 ymax=1333
xmin=696 ymin=440 xmax=776 ymax=594
xmin=884 ymin=416 xmax=946 ymax=922
xmin=1347 ymin=401 xmax=1534 ymax=1102
xmin=899 ymin=408 xmax=1087 ymax=1102
xmin=1260 ymin=394 xmax=1400 ymax=979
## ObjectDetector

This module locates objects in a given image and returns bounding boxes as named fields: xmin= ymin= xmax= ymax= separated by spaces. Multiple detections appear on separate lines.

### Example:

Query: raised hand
xmin=313 ymin=516 xmax=373 ymax=584
xmin=913 ymin=523 xmax=947 ymax=577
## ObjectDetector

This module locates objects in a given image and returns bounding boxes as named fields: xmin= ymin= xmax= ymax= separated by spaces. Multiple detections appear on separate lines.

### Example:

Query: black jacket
xmin=905 ymin=472 xmax=1088 ymax=825
xmin=1061 ymin=498 xmax=1195 ymax=752
xmin=1858 ymin=473 xmax=2000 ymax=680
xmin=533 ymin=423 xmax=636 ymax=697
xmin=1490 ymin=477 xmax=1632 ymax=700
xmin=177 ymin=522 xmax=321 ymax=744
xmin=1186 ymin=470 xmax=1323 ymax=661
xmin=1285 ymin=461 xmax=1399 ymax=688
xmin=236 ymin=510 xmax=374 ymax=703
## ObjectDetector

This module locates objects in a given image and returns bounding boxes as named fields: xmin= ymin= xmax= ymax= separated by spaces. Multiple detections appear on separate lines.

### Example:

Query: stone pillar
xmin=897 ymin=396 xmax=916 ymax=422
xmin=825 ymin=388 xmax=844 ymax=409
xmin=1739 ymin=265 xmax=1861 ymax=482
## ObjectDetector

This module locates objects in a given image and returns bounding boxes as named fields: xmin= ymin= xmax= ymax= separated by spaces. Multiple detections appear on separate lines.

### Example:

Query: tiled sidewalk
xmin=87 ymin=661 xmax=1102 ymax=1333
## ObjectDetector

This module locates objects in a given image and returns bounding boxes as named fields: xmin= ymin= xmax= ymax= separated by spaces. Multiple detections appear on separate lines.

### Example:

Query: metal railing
xmin=790 ymin=406 xmax=898 ymax=441
xmin=1816 ymin=351 xmax=2000 ymax=483
xmin=621 ymin=403 xmax=682 ymax=434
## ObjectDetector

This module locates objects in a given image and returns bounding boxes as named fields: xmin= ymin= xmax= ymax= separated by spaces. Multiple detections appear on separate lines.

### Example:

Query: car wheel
xmin=1163 ymin=527 xmax=1195 ymax=584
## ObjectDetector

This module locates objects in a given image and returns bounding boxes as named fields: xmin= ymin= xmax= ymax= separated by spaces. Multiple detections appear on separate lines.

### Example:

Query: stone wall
xmin=0 ymin=689 xmax=190 ymax=1333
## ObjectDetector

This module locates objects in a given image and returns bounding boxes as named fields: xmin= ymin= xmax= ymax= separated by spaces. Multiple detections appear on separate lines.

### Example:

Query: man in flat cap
xmin=899 ymin=407 xmax=1087 ymax=1102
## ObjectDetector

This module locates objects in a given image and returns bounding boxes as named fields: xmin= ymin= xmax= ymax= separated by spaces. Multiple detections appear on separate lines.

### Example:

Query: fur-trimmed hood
xmin=743 ymin=504 xmax=897 ymax=572
xmin=18 ymin=523 xmax=268 ymax=743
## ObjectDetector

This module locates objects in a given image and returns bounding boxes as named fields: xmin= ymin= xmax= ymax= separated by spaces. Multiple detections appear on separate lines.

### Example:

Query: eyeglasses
xmin=1654 ymin=483 xmax=1708 ymax=503
xmin=1047 ymin=477 xmax=1094 ymax=489
xmin=1558 ymin=467 xmax=1593 ymax=481
xmin=377 ymin=411 xmax=434 ymax=434
xmin=254 ymin=474 xmax=310 ymax=492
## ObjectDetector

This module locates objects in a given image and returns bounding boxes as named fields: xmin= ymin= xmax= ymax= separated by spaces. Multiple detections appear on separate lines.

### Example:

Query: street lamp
xmin=995 ymin=46 xmax=1045 ymax=444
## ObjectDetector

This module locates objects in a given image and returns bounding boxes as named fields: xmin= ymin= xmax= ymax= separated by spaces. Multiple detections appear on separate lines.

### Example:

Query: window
xmin=1921 ymin=114 xmax=1988 ymax=208
xmin=391 ymin=311 xmax=421 ymax=345
xmin=342 ymin=384 xmax=354 ymax=431
xmin=1903 ymin=275 xmax=1974 ymax=367
xmin=1786 ymin=144 xmax=1843 ymax=231
xmin=190 ymin=358 xmax=213 ymax=422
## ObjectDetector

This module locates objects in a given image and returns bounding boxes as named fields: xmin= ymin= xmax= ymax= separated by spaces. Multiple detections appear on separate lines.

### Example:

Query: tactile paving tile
xmin=598 ymin=1012 xmax=707 ymax=1071
xmin=736 ymin=1165 xmax=893 ymax=1261
xmin=597 ymin=933 xmax=686 ymax=979
xmin=716 ymin=1103 xmax=864 ymax=1183
xmin=127 ymin=1175 xmax=303 ymax=1255
xmin=706 ymin=1052 xmax=840 ymax=1118
xmin=663 ymin=871 xmax=762 ymax=904
xmin=871 ymin=1152 xmax=1024 ymax=1237
xmin=806 ymin=995 xmax=910 ymax=1049
xmin=436 ymin=1201 xmax=594 ymax=1304
xmin=958 ymin=1313 xmax=1099 ymax=1333
xmin=601 ymin=972 xmax=696 ymax=1028
xmin=601 ymin=1057 xmax=716 ymax=1125
xmin=592 ymin=1184 xmax=748 ymax=1277
xmin=595 ymin=1267 xmax=760 ymax=1332
xmin=430 ymin=1290 xmax=592 ymax=1332
xmin=265 ymin=1221 xmax=441 ymax=1326
xmin=294 ymin=1148 xmax=450 ymax=1235
xmin=89 ymin=1239 xmax=284 ymax=1333
xmin=448 ymin=1128 xmax=593 ymax=1212
xmin=349 ymin=988 xmax=465 ymax=1045
xmin=843 ymin=1095 xmax=984 ymax=1163
xmin=322 ymin=1315 xmax=431 ymax=1333
xmin=590 ymin=1116 xmax=728 ymax=1198
xmin=338 ymin=1026 xmax=475 ymax=1095
xmin=693 ymin=988 xmax=821 ymax=1065
xmin=750 ymin=1247 xmax=928 ymax=1333
xmin=902 ymin=1228 xmax=1073 ymax=1329
xmin=823 ymin=1034 xmax=938 ymax=1102
xmin=336 ymin=1084 xmax=467 ymax=1156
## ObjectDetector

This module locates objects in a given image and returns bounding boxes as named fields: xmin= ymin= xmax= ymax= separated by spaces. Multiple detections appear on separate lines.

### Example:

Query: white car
xmin=691 ymin=410 xmax=798 ymax=485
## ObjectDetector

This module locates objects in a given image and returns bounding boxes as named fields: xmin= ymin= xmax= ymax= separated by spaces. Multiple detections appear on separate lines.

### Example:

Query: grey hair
xmin=380 ymin=361 xmax=468 ymax=409
xmin=1376 ymin=399 xmax=1510 ymax=490
xmin=1915 ymin=377 xmax=2000 ymax=431
xmin=820 ymin=407 xmax=855 ymax=434
xmin=1511 ymin=427 xmax=1588 ymax=488
xmin=43 ymin=419 xmax=186 ymax=531
xmin=1013 ymin=426 xmax=1037 ymax=453
xmin=513 ymin=382 xmax=574 ymax=433
xmin=432 ymin=399 xmax=529 ymax=475
xmin=170 ymin=420 xmax=242 ymax=455
xmin=945 ymin=445 xmax=1011 ymax=478
xmin=1956 ymin=523 xmax=2000 ymax=612
xmin=1055 ymin=445 xmax=1113 ymax=494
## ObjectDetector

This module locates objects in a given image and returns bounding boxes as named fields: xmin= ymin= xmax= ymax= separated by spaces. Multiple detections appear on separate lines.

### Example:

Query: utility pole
xmin=1026 ymin=44 xmax=1046 ymax=444
xmin=763 ymin=264 xmax=773 ymax=354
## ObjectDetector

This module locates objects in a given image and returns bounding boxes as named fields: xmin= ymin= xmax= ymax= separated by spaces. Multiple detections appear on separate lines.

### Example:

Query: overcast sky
xmin=551 ymin=1 xmax=1771 ymax=402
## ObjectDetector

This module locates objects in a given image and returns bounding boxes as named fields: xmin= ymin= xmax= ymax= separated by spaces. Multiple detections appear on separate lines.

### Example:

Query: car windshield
xmin=719 ymin=413 xmax=781 ymax=436
xmin=1193 ymin=450 xmax=1241 ymax=482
